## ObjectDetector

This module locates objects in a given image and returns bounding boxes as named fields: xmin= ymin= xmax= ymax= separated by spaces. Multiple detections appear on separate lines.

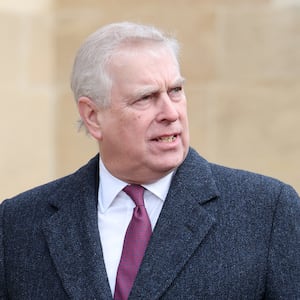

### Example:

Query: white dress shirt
xmin=97 ymin=158 xmax=174 ymax=295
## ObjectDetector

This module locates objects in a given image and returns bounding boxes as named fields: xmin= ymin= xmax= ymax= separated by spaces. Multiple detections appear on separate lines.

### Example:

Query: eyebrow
xmin=170 ymin=77 xmax=186 ymax=87
xmin=133 ymin=77 xmax=186 ymax=99
xmin=134 ymin=86 xmax=158 ymax=99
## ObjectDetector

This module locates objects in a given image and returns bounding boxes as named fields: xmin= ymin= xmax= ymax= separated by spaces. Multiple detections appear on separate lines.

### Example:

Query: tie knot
xmin=123 ymin=184 xmax=145 ymax=207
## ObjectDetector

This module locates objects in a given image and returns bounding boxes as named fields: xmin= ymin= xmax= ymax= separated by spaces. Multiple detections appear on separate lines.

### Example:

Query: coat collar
xmin=130 ymin=148 xmax=220 ymax=299
xmin=42 ymin=155 xmax=112 ymax=299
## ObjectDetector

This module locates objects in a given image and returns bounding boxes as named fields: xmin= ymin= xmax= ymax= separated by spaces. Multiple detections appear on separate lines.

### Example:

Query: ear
xmin=77 ymin=97 xmax=103 ymax=140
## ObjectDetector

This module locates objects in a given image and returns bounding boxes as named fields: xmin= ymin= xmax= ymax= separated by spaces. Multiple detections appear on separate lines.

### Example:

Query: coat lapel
xmin=130 ymin=148 xmax=220 ymax=299
xmin=42 ymin=156 xmax=112 ymax=300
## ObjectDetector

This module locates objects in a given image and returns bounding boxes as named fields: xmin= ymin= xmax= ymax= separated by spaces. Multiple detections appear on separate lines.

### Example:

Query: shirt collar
xmin=99 ymin=158 xmax=127 ymax=212
xmin=143 ymin=172 xmax=174 ymax=201
xmin=98 ymin=158 xmax=175 ymax=213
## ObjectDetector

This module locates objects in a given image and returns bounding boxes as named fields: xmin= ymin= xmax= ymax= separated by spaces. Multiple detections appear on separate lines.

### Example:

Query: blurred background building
xmin=1 ymin=0 xmax=299 ymax=199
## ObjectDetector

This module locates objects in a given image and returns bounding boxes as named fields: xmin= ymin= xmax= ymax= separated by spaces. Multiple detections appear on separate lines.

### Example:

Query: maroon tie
xmin=114 ymin=185 xmax=152 ymax=300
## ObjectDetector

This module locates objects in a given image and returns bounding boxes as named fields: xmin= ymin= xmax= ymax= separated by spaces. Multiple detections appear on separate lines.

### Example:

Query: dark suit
xmin=1 ymin=148 xmax=300 ymax=299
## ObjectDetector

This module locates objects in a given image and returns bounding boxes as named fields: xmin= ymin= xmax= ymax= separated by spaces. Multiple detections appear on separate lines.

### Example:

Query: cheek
xmin=113 ymin=108 xmax=152 ymax=137
xmin=128 ymin=112 xmax=148 ymax=125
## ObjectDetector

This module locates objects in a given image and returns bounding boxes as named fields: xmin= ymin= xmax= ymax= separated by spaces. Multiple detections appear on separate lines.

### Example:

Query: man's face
xmin=97 ymin=44 xmax=189 ymax=183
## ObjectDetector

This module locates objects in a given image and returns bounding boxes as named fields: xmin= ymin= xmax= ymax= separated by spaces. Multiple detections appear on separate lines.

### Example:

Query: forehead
xmin=108 ymin=43 xmax=181 ymax=86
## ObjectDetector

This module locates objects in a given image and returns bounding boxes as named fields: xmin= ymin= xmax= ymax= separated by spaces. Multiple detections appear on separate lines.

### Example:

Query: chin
xmin=155 ymin=157 xmax=184 ymax=173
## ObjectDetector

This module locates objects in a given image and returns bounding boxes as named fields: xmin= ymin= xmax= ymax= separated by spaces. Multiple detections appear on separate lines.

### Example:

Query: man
xmin=1 ymin=22 xmax=299 ymax=299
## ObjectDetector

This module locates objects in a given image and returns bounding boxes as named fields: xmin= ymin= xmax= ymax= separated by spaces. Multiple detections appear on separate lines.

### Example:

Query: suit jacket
xmin=1 ymin=148 xmax=300 ymax=299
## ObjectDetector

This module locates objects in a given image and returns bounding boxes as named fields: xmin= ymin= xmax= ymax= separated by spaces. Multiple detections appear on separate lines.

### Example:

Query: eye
xmin=140 ymin=94 xmax=152 ymax=101
xmin=131 ymin=92 xmax=156 ymax=108
xmin=170 ymin=86 xmax=182 ymax=93
xmin=173 ymin=86 xmax=182 ymax=93
xmin=168 ymin=86 xmax=183 ymax=99
xmin=136 ymin=92 xmax=157 ymax=103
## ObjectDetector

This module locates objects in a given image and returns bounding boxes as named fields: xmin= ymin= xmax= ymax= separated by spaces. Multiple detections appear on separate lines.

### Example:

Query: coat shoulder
xmin=209 ymin=161 xmax=299 ymax=204
xmin=186 ymin=147 xmax=299 ymax=204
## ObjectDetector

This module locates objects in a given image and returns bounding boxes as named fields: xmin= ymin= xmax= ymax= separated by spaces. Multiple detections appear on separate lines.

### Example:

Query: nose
xmin=156 ymin=93 xmax=179 ymax=123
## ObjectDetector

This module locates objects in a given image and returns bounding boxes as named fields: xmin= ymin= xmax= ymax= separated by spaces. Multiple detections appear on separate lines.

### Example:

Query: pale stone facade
xmin=1 ymin=0 xmax=299 ymax=199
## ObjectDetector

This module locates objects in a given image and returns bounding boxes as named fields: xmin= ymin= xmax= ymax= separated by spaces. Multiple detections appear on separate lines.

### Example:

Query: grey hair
xmin=70 ymin=22 xmax=180 ymax=109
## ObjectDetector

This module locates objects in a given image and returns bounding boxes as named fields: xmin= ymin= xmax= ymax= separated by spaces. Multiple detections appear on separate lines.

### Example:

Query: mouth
xmin=154 ymin=135 xmax=177 ymax=143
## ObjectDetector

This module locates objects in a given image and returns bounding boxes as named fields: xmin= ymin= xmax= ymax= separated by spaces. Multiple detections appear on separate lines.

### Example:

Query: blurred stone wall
xmin=1 ymin=0 xmax=299 ymax=199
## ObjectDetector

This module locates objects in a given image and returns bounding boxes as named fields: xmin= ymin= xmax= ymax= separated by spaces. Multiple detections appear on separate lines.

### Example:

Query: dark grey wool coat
xmin=1 ymin=147 xmax=300 ymax=299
